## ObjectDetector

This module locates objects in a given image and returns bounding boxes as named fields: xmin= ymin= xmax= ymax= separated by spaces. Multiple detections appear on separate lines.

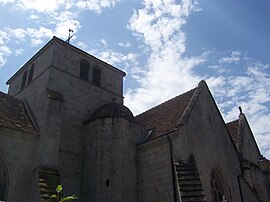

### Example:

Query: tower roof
xmin=6 ymin=36 xmax=126 ymax=85
xmin=92 ymin=102 xmax=134 ymax=121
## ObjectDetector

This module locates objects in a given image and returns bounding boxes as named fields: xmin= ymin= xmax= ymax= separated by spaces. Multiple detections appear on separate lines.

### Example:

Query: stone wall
xmin=184 ymin=84 xmax=243 ymax=202
xmin=241 ymin=117 xmax=261 ymax=164
xmin=81 ymin=118 xmax=141 ymax=202
xmin=51 ymin=38 xmax=125 ymax=97
xmin=137 ymin=137 xmax=174 ymax=202
xmin=6 ymin=37 xmax=127 ymax=198
xmin=0 ymin=127 xmax=38 ymax=202
xmin=7 ymin=40 xmax=54 ymax=96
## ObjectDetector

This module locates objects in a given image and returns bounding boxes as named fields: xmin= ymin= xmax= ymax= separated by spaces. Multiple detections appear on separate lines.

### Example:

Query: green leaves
xmin=56 ymin=185 xmax=63 ymax=193
xmin=50 ymin=184 xmax=78 ymax=202
xmin=61 ymin=195 xmax=78 ymax=201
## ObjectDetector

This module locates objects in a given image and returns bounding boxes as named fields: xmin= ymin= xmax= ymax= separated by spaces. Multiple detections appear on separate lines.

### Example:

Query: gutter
xmin=167 ymin=135 xmax=178 ymax=202
xmin=237 ymin=174 xmax=244 ymax=202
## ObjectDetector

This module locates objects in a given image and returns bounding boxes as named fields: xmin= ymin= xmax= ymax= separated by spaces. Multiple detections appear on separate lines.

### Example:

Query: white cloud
xmin=100 ymin=39 xmax=107 ymax=47
xmin=77 ymin=41 xmax=88 ymax=49
xmin=0 ymin=0 xmax=14 ymax=4
xmin=118 ymin=42 xmax=132 ymax=48
xmin=219 ymin=50 xmax=241 ymax=64
xmin=0 ymin=46 xmax=12 ymax=67
xmin=94 ymin=49 xmax=138 ymax=72
xmin=8 ymin=28 xmax=27 ymax=42
xmin=26 ymin=27 xmax=54 ymax=46
xmin=16 ymin=0 xmax=66 ymax=13
xmin=53 ymin=11 xmax=80 ymax=40
xmin=15 ymin=49 xmax=24 ymax=56
xmin=28 ymin=14 xmax=39 ymax=20
xmin=0 ymin=31 xmax=10 ymax=45
xmin=76 ymin=0 xmax=120 ymax=13
xmin=125 ymin=0 xmax=203 ymax=115
xmin=1 ymin=0 xmax=122 ymax=14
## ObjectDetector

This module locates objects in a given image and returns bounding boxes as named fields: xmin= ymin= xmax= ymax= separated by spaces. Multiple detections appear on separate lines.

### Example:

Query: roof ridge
xmin=226 ymin=119 xmax=239 ymax=125
xmin=176 ymin=80 xmax=207 ymax=127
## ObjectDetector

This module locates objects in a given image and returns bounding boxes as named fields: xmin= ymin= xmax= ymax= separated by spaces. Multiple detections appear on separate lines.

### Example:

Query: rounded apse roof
xmin=92 ymin=102 xmax=134 ymax=121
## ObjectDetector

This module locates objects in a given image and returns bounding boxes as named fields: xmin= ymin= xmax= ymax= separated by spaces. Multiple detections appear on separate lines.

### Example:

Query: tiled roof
xmin=0 ymin=91 xmax=37 ymax=134
xmin=134 ymin=87 xmax=197 ymax=138
xmin=226 ymin=119 xmax=239 ymax=147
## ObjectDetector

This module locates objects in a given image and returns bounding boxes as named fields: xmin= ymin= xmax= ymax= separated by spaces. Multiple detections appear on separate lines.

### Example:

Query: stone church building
xmin=0 ymin=37 xmax=269 ymax=202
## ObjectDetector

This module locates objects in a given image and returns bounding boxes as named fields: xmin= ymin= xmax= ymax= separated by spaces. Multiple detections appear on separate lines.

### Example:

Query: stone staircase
xmin=38 ymin=168 xmax=61 ymax=202
xmin=175 ymin=158 xmax=206 ymax=202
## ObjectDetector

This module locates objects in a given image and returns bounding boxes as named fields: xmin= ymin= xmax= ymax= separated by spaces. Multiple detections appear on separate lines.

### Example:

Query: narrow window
xmin=27 ymin=65 xmax=35 ymax=84
xmin=0 ymin=159 xmax=8 ymax=201
xmin=211 ymin=170 xmax=227 ymax=202
xmin=21 ymin=70 xmax=28 ymax=89
xmin=80 ymin=60 xmax=90 ymax=81
xmin=93 ymin=67 xmax=101 ymax=86
xmin=106 ymin=179 xmax=110 ymax=187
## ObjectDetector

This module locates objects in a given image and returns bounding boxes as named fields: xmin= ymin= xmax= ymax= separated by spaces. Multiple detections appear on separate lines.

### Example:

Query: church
xmin=0 ymin=36 xmax=269 ymax=202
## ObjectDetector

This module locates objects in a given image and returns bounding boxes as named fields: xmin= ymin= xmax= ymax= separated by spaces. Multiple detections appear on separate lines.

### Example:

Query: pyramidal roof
xmin=0 ymin=91 xmax=37 ymax=134
xmin=135 ymin=81 xmax=206 ymax=139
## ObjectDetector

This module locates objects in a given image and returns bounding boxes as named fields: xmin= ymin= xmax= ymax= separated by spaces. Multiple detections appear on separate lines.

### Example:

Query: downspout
xmin=167 ymin=135 xmax=178 ymax=202
xmin=237 ymin=175 xmax=244 ymax=202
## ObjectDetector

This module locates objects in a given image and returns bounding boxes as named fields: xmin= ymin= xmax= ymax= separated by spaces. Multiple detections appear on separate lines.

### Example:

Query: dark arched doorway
xmin=0 ymin=158 xmax=8 ymax=201
xmin=210 ymin=169 xmax=229 ymax=202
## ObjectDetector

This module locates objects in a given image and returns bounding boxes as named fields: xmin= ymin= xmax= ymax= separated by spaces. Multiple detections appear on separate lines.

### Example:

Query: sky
xmin=0 ymin=0 xmax=270 ymax=158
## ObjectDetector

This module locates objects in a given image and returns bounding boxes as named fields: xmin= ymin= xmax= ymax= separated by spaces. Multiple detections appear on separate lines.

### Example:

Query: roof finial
xmin=66 ymin=28 xmax=74 ymax=44
xmin=238 ymin=106 xmax=242 ymax=114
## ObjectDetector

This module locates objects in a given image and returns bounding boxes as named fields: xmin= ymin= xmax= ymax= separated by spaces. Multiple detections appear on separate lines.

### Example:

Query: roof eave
xmin=6 ymin=37 xmax=56 ymax=85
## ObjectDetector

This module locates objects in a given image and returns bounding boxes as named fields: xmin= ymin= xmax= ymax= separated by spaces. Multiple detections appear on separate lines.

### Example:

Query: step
xmin=179 ymin=185 xmax=203 ymax=192
xmin=180 ymin=190 xmax=205 ymax=197
xmin=177 ymin=173 xmax=200 ymax=180
xmin=177 ymin=169 xmax=199 ymax=175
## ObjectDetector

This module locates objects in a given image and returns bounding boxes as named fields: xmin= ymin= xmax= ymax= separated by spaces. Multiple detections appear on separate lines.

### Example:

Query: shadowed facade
xmin=0 ymin=37 xmax=269 ymax=202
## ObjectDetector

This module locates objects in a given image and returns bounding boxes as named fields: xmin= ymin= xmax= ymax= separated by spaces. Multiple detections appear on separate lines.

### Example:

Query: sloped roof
xmin=7 ymin=36 xmax=125 ymax=84
xmin=135 ymin=83 xmax=201 ymax=138
xmin=226 ymin=119 xmax=239 ymax=147
xmin=92 ymin=102 xmax=134 ymax=121
xmin=0 ymin=91 xmax=37 ymax=134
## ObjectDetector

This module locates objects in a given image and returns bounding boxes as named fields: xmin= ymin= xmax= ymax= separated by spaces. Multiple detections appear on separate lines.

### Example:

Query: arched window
xmin=0 ymin=159 xmax=8 ymax=201
xmin=92 ymin=66 xmax=101 ymax=86
xmin=210 ymin=169 xmax=229 ymax=202
xmin=80 ymin=60 xmax=90 ymax=81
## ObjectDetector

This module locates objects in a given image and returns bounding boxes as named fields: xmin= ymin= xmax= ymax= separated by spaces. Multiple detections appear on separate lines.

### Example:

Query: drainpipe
xmin=167 ymin=135 xmax=178 ymax=202
xmin=237 ymin=175 xmax=244 ymax=202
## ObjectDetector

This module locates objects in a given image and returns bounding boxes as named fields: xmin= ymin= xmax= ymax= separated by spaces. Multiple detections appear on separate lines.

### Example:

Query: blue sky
xmin=0 ymin=0 xmax=270 ymax=158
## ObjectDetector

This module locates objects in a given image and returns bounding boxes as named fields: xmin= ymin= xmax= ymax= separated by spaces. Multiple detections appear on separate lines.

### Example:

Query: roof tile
xmin=135 ymin=88 xmax=197 ymax=138
xmin=0 ymin=91 xmax=37 ymax=134
xmin=226 ymin=119 xmax=239 ymax=147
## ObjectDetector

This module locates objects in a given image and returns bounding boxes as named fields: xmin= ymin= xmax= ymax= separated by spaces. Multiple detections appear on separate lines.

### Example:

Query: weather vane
xmin=66 ymin=28 xmax=74 ymax=44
